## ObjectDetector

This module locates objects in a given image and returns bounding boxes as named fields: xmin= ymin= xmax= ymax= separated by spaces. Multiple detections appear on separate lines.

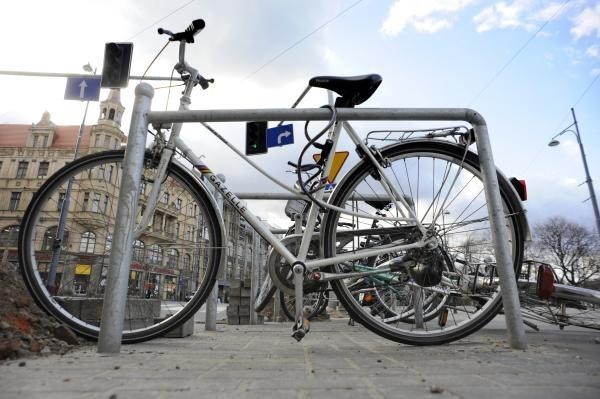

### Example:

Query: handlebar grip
xmin=167 ymin=19 xmax=206 ymax=43
xmin=188 ymin=19 xmax=205 ymax=34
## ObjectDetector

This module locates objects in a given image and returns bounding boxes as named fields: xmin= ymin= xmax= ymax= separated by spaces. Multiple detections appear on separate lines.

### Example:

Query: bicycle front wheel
xmin=18 ymin=150 xmax=223 ymax=343
xmin=322 ymin=140 xmax=526 ymax=345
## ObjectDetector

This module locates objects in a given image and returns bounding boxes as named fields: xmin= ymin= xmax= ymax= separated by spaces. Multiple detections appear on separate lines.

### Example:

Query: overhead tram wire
xmin=468 ymin=0 xmax=572 ymax=106
xmin=126 ymin=0 xmax=198 ymax=41
xmin=242 ymin=0 xmax=365 ymax=81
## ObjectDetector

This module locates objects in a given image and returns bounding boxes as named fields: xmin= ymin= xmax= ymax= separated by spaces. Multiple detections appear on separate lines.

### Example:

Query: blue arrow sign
xmin=267 ymin=124 xmax=294 ymax=148
xmin=64 ymin=76 xmax=102 ymax=101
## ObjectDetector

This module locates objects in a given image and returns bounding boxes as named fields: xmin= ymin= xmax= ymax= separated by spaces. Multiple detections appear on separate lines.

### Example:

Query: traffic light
xmin=101 ymin=42 xmax=133 ymax=88
xmin=245 ymin=121 xmax=268 ymax=155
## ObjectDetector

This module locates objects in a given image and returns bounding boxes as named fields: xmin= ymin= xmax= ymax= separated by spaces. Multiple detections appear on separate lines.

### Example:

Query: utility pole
xmin=549 ymin=108 xmax=600 ymax=237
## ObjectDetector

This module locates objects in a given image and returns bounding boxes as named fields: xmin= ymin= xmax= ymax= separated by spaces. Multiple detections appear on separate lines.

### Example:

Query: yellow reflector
xmin=312 ymin=151 xmax=349 ymax=183
xmin=75 ymin=264 xmax=92 ymax=275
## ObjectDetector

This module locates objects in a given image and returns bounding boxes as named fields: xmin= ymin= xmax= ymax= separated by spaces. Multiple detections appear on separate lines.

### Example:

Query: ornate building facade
xmin=0 ymin=90 xmax=270 ymax=302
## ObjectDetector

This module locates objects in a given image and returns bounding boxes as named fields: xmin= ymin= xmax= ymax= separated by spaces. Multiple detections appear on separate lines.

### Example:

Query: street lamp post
xmin=46 ymin=63 xmax=96 ymax=294
xmin=548 ymin=107 xmax=600 ymax=237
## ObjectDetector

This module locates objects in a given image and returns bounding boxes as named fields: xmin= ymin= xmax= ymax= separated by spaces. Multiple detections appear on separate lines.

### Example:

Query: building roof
xmin=0 ymin=123 xmax=92 ymax=148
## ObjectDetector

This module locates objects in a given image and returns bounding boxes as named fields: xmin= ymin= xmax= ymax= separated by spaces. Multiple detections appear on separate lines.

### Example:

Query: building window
xmin=161 ymin=192 xmax=169 ymax=204
xmin=183 ymin=254 xmax=191 ymax=271
xmin=82 ymin=192 xmax=90 ymax=211
xmin=0 ymin=225 xmax=19 ymax=247
xmin=57 ymin=192 xmax=66 ymax=211
xmin=32 ymin=135 xmax=38 ymax=148
xmin=132 ymin=240 xmax=145 ymax=262
xmin=42 ymin=226 xmax=69 ymax=251
xmin=16 ymin=161 xmax=28 ymax=178
xmin=175 ymin=198 xmax=182 ymax=210
xmin=105 ymin=234 xmax=112 ymax=251
xmin=37 ymin=161 xmax=49 ymax=178
xmin=175 ymin=222 xmax=180 ymax=239
xmin=108 ymin=165 xmax=114 ymax=182
xmin=104 ymin=135 xmax=111 ymax=148
xmin=0 ymin=161 xmax=3 ymax=174
xmin=167 ymin=249 xmax=179 ymax=269
xmin=139 ymin=180 xmax=146 ymax=195
xmin=152 ymin=214 xmax=163 ymax=232
xmin=148 ymin=244 xmax=163 ymax=264
xmin=42 ymin=135 xmax=48 ymax=147
xmin=97 ymin=165 xmax=105 ymax=179
xmin=91 ymin=193 xmax=101 ymax=213
xmin=108 ymin=109 xmax=115 ymax=120
xmin=79 ymin=232 xmax=96 ymax=253
xmin=94 ymin=134 xmax=100 ymax=147
xmin=103 ymin=194 xmax=109 ymax=214
xmin=113 ymin=139 xmax=120 ymax=149
xmin=9 ymin=192 xmax=21 ymax=211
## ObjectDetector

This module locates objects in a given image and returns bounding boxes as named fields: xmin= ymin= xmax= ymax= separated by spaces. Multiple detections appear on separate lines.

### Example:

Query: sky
xmin=0 ymin=0 xmax=599 ymax=231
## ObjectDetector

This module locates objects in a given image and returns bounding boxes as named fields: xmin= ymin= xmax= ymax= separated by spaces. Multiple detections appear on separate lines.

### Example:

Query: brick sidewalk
xmin=1 ymin=318 xmax=599 ymax=399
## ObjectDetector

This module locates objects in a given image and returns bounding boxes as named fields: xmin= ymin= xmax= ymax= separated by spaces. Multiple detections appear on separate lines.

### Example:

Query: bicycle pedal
xmin=291 ymin=317 xmax=310 ymax=342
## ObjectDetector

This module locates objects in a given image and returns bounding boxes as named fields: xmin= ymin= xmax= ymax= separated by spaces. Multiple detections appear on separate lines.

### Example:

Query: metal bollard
xmin=471 ymin=115 xmax=527 ymax=350
xmin=205 ymin=174 xmax=225 ymax=331
xmin=97 ymin=83 xmax=154 ymax=354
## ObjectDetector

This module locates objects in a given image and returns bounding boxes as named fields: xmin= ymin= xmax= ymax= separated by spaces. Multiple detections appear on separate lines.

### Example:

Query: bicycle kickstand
xmin=291 ymin=261 xmax=310 ymax=342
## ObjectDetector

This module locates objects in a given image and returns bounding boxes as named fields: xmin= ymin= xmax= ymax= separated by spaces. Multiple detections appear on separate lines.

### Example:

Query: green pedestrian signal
xmin=245 ymin=121 xmax=268 ymax=155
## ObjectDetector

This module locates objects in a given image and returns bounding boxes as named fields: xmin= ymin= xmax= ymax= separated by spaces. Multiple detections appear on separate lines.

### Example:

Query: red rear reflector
xmin=510 ymin=177 xmax=527 ymax=201
xmin=518 ymin=179 xmax=527 ymax=201
xmin=536 ymin=264 xmax=555 ymax=299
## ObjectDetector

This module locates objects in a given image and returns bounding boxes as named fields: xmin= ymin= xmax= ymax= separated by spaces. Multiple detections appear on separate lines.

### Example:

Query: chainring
xmin=266 ymin=234 xmax=323 ymax=295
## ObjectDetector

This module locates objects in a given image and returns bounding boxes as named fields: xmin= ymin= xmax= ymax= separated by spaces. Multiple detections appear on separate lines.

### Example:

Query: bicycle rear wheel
xmin=322 ymin=140 xmax=526 ymax=345
xmin=18 ymin=150 xmax=223 ymax=343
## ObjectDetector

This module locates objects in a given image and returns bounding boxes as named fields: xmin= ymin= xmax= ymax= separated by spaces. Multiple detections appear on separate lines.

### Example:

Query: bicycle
xmin=18 ymin=19 xmax=529 ymax=345
xmin=518 ymin=260 xmax=600 ymax=331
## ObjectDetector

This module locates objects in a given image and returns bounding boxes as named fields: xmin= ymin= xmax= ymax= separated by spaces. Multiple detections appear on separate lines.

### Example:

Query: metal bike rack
xmin=97 ymin=82 xmax=527 ymax=353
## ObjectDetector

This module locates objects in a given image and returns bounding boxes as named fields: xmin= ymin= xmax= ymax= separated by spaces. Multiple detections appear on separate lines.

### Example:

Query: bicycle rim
xmin=322 ymin=140 xmax=525 ymax=345
xmin=18 ymin=150 xmax=223 ymax=343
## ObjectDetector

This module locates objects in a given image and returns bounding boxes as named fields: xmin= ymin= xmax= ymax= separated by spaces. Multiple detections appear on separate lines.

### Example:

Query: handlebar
xmin=158 ymin=19 xmax=213 ymax=90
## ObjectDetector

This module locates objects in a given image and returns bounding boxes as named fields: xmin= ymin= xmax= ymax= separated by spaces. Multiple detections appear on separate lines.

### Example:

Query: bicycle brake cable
xmin=296 ymin=105 xmax=337 ymax=209
xmin=140 ymin=41 xmax=172 ymax=82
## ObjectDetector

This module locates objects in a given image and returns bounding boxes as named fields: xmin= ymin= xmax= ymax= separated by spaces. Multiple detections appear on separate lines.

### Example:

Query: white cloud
xmin=380 ymin=0 xmax=475 ymax=36
xmin=413 ymin=17 xmax=453 ymax=33
xmin=473 ymin=0 xmax=567 ymax=33
xmin=586 ymin=45 xmax=599 ymax=57
xmin=571 ymin=3 xmax=600 ymax=39
xmin=592 ymin=67 xmax=600 ymax=76
xmin=532 ymin=2 xmax=567 ymax=21
xmin=474 ymin=0 xmax=536 ymax=33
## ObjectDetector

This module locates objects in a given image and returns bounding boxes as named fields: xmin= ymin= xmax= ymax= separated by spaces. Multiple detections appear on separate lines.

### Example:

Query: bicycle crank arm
xmin=291 ymin=261 xmax=310 ymax=342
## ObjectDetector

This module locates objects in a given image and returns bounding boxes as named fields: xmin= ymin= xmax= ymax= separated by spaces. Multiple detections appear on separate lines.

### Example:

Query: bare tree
xmin=534 ymin=216 xmax=600 ymax=286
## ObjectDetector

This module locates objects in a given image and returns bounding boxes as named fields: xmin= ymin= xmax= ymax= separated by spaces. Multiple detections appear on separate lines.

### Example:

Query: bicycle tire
xmin=18 ymin=149 xmax=224 ymax=343
xmin=322 ymin=140 xmax=526 ymax=345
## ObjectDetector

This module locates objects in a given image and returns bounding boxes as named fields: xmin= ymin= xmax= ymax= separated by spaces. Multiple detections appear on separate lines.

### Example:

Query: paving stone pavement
xmin=1 ymin=317 xmax=599 ymax=399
